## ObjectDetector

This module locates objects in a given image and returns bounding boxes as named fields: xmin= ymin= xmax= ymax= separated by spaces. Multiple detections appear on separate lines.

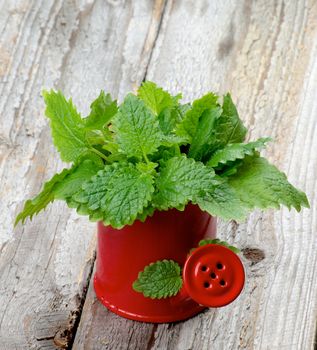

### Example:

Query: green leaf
xmin=158 ymin=103 xmax=191 ymax=136
xmin=207 ymin=93 xmax=247 ymax=153
xmin=215 ymin=158 xmax=246 ymax=177
xmin=153 ymin=155 xmax=218 ymax=210
xmin=113 ymin=94 xmax=162 ymax=159
xmin=207 ymin=138 xmax=271 ymax=167
xmin=15 ymin=168 xmax=72 ymax=226
xmin=136 ymin=205 xmax=156 ymax=222
xmin=102 ymin=141 xmax=119 ymax=155
xmin=158 ymin=109 xmax=179 ymax=135
xmin=138 ymin=81 xmax=176 ymax=116
xmin=85 ymin=130 xmax=106 ymax=146
xmin=136 ymin=161 xmax=158 ymax=175
xmin=84 ymin=91 xmax=118 ymax=130
xmin=43 ymin=90 xmax=90 ymax=162
xmin=55 ymin=160 xmax=103 ymax=199
xmin=219 ymin=93 xmax=247 ymax=144
xmin=65 ymin=197 xmax=104 ymax=222
xmin=228 ymin=156 xmax=310 ymax=211
xmin=73 ymin=162 xmax=155 ymax=228
xmin=133 ymin=260 xmax=183 ymax=299
xmin=175 ymin=92 xmax=218 ymax=142
xmin=15 ymin=159 xmax=103 ymax=226
xmin=74 ymin=150 xmax=105 ymax=168
xmin=177 ymin=103 xmax=191 ymax=119
xmin=198 ymin=239 xmax=240 ymax=253
xmin=157 ymin=102 xmax=188 ymax=137
xmin=104 ymin=152 xmax=127 ymax=163
xmin=150 ymin=145 xmax=181 ymax=164
xmin=188 ymin=107 xmax=222 ymax=161
xmin=197 ymin=180 xmax=249 ymax=221
xmin=138 ymin=82 xmax=185 ymax=136
xmin=160 ymin=135 xmax=188 ymax=147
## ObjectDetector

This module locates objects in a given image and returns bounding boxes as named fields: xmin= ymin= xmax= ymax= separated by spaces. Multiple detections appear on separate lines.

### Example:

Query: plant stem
xmin=91 ymin=147 xmax=108 ymax=161
xmin=143 ymin=152 xmax=150 ymax=165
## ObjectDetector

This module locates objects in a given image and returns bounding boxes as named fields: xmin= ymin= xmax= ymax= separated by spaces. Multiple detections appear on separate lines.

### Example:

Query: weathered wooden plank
xmin=73 ymin=0 xmax=317 ymax=349
xmin=72 ymin=267 xmax=156 ymax=350
xmin=0 ymin=0 xmax=164 ymax=348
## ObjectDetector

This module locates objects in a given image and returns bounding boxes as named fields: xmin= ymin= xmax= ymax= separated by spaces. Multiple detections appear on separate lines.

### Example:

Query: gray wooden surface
xmin=0 ymin=0 xmax=316 ymax=349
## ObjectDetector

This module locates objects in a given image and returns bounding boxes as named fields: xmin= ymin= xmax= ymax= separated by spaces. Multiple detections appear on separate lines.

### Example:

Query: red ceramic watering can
xmin=94 ymin=204 xmax=245 ymax=323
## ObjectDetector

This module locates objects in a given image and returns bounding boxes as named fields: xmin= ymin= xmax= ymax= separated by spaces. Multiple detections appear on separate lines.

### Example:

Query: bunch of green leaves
xmin=15 ymin=81 xmax=309 ymax=228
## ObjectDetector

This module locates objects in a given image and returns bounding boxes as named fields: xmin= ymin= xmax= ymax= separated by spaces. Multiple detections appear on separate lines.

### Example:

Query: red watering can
xmin=94 ymin=204 xmax=245 ymax=323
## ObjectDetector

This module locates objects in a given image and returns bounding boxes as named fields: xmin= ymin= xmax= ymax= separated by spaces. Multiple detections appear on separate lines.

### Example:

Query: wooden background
xmin=0 ymin=0 xmax=316 ymax=349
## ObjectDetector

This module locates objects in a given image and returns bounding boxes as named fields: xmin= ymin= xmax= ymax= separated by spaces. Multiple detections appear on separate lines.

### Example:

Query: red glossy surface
xmin=94 ymin=204 xmax=216 ymax=323
xmin=183 ymin=244 xmax=245 ymax=307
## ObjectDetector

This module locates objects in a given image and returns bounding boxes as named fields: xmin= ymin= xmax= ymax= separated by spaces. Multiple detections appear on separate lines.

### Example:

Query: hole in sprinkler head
xmin=201 ymin=265 xmax=207 ymax=272
xmin=210 ymin=272 xmax=216 ymax=279
xmin=220 ymin=279 xmax=226 ymax=286
xmin=204 ymin=282 xmax=210 ymax=288
xmin=216 ymin=263 xmax=223 ymax=270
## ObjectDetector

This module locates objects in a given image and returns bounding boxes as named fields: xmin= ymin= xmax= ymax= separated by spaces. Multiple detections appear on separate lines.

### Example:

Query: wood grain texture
xmin=72 ymin=267 xmax=156 ymax=350
xmin=0 ymin=0 xmax=164 ymax=348
xmin=73 ymin=0 xmax=317 ymax=349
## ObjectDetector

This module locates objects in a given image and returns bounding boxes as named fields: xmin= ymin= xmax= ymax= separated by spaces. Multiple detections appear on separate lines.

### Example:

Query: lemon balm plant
xmin=15 ymin=82 xmax=309 ymax=322
xmin=15 ymin=82 xmax=308 ymax=227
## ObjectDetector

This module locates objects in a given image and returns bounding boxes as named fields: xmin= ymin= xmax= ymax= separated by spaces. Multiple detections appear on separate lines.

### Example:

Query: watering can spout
xmin=181 ymin=244 xmax=245 ymax=308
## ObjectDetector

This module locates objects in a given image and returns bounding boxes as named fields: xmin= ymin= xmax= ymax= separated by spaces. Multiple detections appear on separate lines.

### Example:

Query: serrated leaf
xmin=136 ymin=161 xmax=158 ymax=175
xmin=207 ymin=138 xmax=271 ymax=167
xmin=197 ymin=180 xmax=249 ymax=221
xmin=228 ymin=156 xmax=309 ymax=211
xmin=15 ymin=168 xmax=72 ymax=226
xmin=198 ymin=239 xmax=240 ymax=253
xmin=84 ymin=91 xmax=118 ymax=130
xmin=73 ymin=162 xmax=154 ymax=228
xmin=158 ymin=103 xmax=191 ymax=136
xmin=75 ymin=151 xmax=105 ymax=168
xmin=153 ymin=156 xmax=218 ymax=210
xmin=133 ymin=260 xmax=183 ymax=299
xmin=138 ymin=81 xmax=176 ymax=116
xmin=207 ymin=93 xmax=247 ymax=154
xmin=150 ymin=145 xmax=181 ymax=164
xmin=43 ymin=90 xmax=90 ymax=162
xmin=215 ymin=157 xmax=247 ymax=177
xmin=219 ymin=93 xmax=247 ymax=144
xmin=175 ymin=92 xmax=218 ymax=142
xmin=177 ymin=103 xmax=191 ymax=119
xmin=138 ymin=82 xmax=185 ymax=137
xmin=66 ymin=197 xmax=104 ymax=222
xmin=102 ymin=141 xmax=119 ymax=155
xmin=15 ymin=160 xmax=103 ymax=226
xmin=158 ymin=108 xmax=179 ymax=135
xmin=158 ymin=102 xmax=189 ymax=137
xmin=113 ymin=94 xmax=163 ymax=159
xmin=104 ymin=152 xmax=128 ymax=163
xmin=136 ymin=205 xmax=156 ymax=222
xmin=85 ymin=130 xmax=105 ymax=146
xmin=188 ymin=107 xmax=222 ymax=161
xmin=55 ymin=160 xmax=103 ymax=199
xmin=160 ymin=134 xmax=188 ymax=147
